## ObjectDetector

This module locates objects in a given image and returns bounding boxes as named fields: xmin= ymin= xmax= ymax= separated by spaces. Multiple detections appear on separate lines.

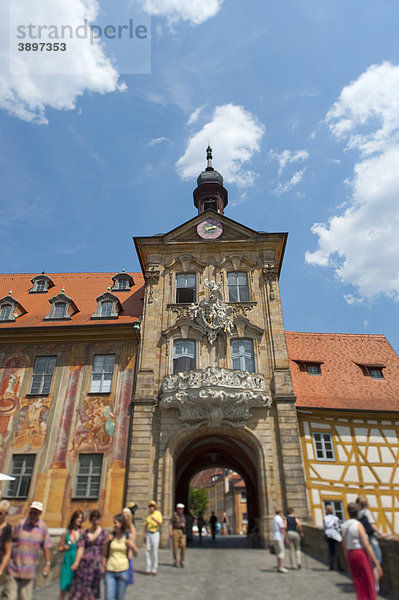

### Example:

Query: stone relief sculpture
xmin=189 ymin=279 xmax=233 ymax=344
xmin=160 ymin=365 xmax=272 ymax=429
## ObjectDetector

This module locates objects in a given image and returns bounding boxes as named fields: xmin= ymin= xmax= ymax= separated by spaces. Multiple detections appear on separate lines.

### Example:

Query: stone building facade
xmin=127 ymin=152 xmax=309 ymax=546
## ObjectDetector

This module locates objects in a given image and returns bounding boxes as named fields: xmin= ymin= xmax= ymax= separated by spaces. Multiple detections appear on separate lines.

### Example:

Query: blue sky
xmin=1 ymin=0 xmax=399 ymax=353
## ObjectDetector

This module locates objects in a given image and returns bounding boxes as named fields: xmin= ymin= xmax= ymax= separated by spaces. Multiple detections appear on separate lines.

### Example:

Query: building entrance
xmin=174 ymin=432 xmax=260 ymax=537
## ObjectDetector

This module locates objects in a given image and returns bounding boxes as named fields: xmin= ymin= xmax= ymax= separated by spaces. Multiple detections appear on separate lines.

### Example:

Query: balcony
xmin=159 ymin=364 xmax=272 ymax=430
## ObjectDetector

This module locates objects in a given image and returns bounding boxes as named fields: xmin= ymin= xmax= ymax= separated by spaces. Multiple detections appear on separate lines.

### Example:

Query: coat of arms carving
xmin=189 ymin=279 xmax=233 ymax=344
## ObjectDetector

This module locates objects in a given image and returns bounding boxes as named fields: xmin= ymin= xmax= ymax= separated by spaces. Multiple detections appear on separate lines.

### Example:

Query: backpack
xmin=358 ymin=514 xmax=374 ymax=538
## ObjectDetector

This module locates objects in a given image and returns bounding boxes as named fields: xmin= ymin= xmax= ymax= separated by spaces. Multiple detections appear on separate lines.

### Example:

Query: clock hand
xmin=205 ymin=225 xmax=217 ymax=232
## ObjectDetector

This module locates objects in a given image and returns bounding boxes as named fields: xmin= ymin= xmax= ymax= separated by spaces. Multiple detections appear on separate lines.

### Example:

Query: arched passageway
xmin=174 ymin=433 xmax=260 ymax=532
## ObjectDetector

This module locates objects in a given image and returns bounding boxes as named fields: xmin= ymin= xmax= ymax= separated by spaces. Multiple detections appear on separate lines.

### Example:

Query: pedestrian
xmin=323 ymin=504 xmax=343 ymax=571
xmin=70 ymin=509 xmax=106 ymax=600
xmin=126 ymin=502 xmax=137 ymax=526
xmin=272 ymin=509 xmax=289 ymax=574
xmin=102 ymin=514 xmax=135 ymax=600
xmin=341 ymin=502 xmax=382 ymax=600
xmin=0 ymin=501 xmax=12 ymax=580
xmin=143 ymin=501 xmax=162 ymax=576
xmin=356 ymin=496 xmax=388 ymax=593
xmin=1 ymin=500 xmax=52 ymax=600
xmin=286 ymin=507 xmax=303 ymax=569
xmin=197 ymin=512 xmax=205 ymax=542
xmin=210 ymin=512 xmax=217 ymax=540
xmin=221 ymin=512 xmax=229 ymax=536
xmin=122 ymin=507 xmax=138 ymax=584
xmin=58 ymin=509 xmax=83 ymax=600
xmin=185 ymin=510 xmax=194 ymax=544
xmin=169 ymin=503 xmax=186 ymax=568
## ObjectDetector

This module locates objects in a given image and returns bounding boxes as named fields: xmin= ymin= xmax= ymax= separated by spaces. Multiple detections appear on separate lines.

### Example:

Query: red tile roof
xmin=0 ymin=273 xmax=144 ymax=329
xmin=286 ymin=332 xmax=399 ymax=412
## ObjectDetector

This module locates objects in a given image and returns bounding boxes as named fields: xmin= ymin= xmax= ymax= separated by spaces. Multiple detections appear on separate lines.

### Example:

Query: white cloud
xmin=307 ymin=63 xmax=399 ymax=301
xmin=273 ymin=169 xmax=306 ymax=195
xmin=0 ymin=0 xmax=124 ymax=124
xmin=187 ymin=105 xmax=204 ymax=126
xmin=326 ymin=62 xmax=399 ymax=155
xmin=176 ymin=103 xmax=264 ymax=187
xmin=147 ymin=137 xmax=168 ymax=146
xmin=136 ymin=0 xmax=224 ymax=25
xmin=269 ymin=149 xmax=309 ymax=176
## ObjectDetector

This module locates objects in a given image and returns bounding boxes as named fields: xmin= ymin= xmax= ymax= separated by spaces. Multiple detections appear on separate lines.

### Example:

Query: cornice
xmin=0 ymin=323 xmax=139 ymax=344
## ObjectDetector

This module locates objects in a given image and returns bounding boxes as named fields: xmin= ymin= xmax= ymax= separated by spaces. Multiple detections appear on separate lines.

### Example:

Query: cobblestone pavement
xmin=34 ymin=536 xmax=391 ymax=600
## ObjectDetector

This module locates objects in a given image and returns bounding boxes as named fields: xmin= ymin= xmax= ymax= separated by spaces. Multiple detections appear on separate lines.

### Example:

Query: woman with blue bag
xmin=102 ymin=513 xmax=136 ymax=600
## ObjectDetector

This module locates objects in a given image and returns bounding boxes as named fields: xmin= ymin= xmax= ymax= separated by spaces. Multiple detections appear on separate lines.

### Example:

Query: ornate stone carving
xmin=160 ymin=364 xmax=272 ymax=429
xmin=231 ymin=303 xmax=256 ymax=318
xmin=189 ymin=279 xmax=233 ymax=344
xmin=167 ymin=304 xmax=192 ymax=319
xmin=145 ymin=268 xmax=160 ymax=304
xmin=262 ymin=264 xmax=278 ymax=301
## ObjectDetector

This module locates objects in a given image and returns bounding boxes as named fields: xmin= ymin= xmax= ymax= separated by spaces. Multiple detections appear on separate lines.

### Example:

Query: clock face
xmin=197 ymin=218 xmax=223 ymax=240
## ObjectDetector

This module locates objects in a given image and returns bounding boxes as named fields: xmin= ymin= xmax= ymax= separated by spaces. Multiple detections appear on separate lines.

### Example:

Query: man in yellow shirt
xmin=143 ymin=501 xmax=162 ymax=576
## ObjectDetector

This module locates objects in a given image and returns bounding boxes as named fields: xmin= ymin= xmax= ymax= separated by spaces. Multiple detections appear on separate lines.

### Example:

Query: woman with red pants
xmin=341 ymin=503 xmax=382 ymax=600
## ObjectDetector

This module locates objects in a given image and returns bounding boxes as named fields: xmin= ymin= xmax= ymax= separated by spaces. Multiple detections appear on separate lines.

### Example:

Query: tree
xmin=189 ymin=485 xmax=208 ymax=515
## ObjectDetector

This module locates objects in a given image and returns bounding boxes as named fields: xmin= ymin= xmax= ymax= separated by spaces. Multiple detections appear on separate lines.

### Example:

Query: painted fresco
xmin=14 ymin=396 xmax=51 ymax=449
xmin=70 ymin=397 xmax=116 ymax=453
xmin=0 ymin=354 xmax=26 ymax=468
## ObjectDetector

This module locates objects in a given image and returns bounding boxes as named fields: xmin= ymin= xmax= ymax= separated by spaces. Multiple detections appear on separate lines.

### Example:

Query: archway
xmin=174 ymin=433 xmax=260 ymax=535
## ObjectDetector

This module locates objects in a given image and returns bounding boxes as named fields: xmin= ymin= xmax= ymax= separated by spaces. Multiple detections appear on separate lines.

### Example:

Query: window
xmin=241 ymin=512 xmax=248 ymax=524
xmin=230 ymin=339 xmax=255 ymax=372
xmin=173 ymin=340 xmax=196 ymax=373
xmin=36 ymin=280 xmax=46 ymax=292
xmin=240 ymin=490 xmax=247 ymax=503
xmin=89 ymin=355 xmax=115 ymax=393
xmin=204 ymin=198 xmax=217 ymax=212
xmin=306 ymin=363 xmax=321 ymax=375
xmin=227 ymin=272 xmax=250 ymax=302
xmin=323 ymin=500 xmax=344 ymax=522
xmin=369 ymin=368 xmax=384 ymax=379
xmin=313 ymin=432 xmax=335 ymax=461
xmin=6 ymin=455 xmax=35 ymax=499
xmin=74 ymin=454 xmax=103 ymax=499
xmin=100 ymin=301 xmax=113 ymax=317
xmin=176 ymin=274 xmax=196 ymax=304
xmin=117 ymin=278 xmax=128 ymax=290
xmin=53 ymin=302 xmax=67 ymax=319
xmin=30 ymin=356 xmax=57 ymax=395
xmin=0 ymin=304 xmax=12 ymax=321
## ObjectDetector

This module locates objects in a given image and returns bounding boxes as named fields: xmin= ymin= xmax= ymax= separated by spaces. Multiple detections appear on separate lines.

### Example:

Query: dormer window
xmin=112 ymin=272 xmax=134 ymax=292
xmin=0 ymin=296 xmax=27 ymax=323
xmin=45 ymin=293 xmax=78 ymax=320
xmin=357 ymin=364 xmax=385 ymax=379
xmin=293 ymin=359 xmax=323 ymax=375
xmin=0 ymin=304 xmax=12 ymax=321
xmin=92 ymin=292 xmax=121 ymax=319
xmin=53 ymin=302 xmax=67 ymax=319
xmin=100 ymin=301 xmax=113 ymax=318
xmin=306 ymin=363 xmax=321 ymax=375
xmin=29 ymin=275 xmax=54 ymax=294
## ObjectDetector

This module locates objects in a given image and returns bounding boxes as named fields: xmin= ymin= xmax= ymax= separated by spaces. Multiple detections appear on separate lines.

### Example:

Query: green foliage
xmin=189 ymin=485 xmax=208 ymax=515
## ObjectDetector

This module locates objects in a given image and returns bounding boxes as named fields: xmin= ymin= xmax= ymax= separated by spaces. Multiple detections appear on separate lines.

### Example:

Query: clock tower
xmin=193 ymin=146 xmax=228 ymax=215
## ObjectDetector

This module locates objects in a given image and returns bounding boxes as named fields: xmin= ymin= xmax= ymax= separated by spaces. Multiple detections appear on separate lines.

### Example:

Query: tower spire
xmin=193 ymin=146 xmax=228 ymax=215
xmin=206 ymin=145 xmax=213 ymax=171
